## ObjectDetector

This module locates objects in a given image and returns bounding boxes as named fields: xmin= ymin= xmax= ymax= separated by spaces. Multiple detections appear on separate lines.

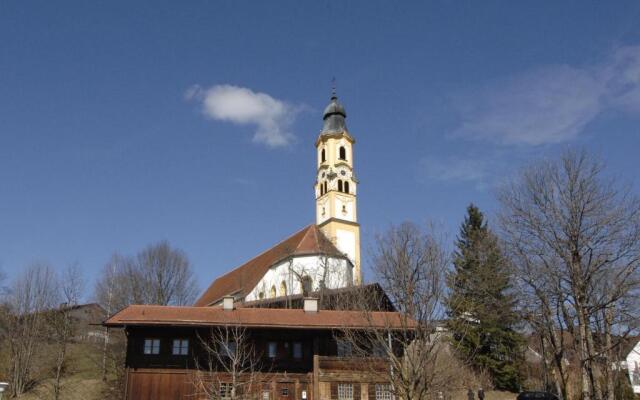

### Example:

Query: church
xmin=105 ymin=93 xmax=407 ymax=400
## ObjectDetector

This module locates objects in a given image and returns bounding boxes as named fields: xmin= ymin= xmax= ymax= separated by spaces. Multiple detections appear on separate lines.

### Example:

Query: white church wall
xmin=335 ymin=229 xmax=356 ymax=265
xmin=627 ymin=341 xmax=640 ymax=393
xmin=244 ymin=255 xmax=353 ymax=302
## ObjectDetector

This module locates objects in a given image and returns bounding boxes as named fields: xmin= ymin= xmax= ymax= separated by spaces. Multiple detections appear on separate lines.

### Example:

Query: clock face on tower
xmin=337 ymin=168 xmax=351 ymax=180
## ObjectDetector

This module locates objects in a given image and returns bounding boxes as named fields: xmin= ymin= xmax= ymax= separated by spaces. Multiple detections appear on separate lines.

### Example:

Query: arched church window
xmin=344 ymin=181 xmax=350 ymax=194
xmin=301 ymin=276 xmax=313 ymax=296
xmin=338 ymin=180 xmax=343 ymax=192
xmin=321 ymin=148 xmax=326 ymax=163
xmin=270 ymin=285 xmax=276 ymax=298
xmin=339 ymin=146 xmax=346 ymax=160
xmin=280 ymin=281 xmax=287 ymax=297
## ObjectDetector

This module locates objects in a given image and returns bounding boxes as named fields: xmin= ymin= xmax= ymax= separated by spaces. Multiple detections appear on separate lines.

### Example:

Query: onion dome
xmin=321 ymin=94 xmax=347 ymax=134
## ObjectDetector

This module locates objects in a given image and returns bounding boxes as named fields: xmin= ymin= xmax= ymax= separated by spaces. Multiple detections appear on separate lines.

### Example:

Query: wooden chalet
xmin=105 ymin=298 xmax=412 ymax=400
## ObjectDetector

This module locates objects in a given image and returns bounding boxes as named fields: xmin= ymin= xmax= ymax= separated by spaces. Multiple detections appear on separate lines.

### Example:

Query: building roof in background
xmin=194 ymin=224 xmax=345 ymax=307
xmin=242 ymin=282 xmax=396 ymax=312
xmin=104 ymin=305 xmax=415 ymax=330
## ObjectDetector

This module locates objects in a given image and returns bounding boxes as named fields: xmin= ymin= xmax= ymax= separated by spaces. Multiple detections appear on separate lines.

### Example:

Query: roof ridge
xmin=208 ymin=224 xmax=315 ymax=282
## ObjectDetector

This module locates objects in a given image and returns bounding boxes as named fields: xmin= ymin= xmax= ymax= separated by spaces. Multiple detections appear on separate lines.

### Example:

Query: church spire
xmin=315 ymin=92 xmax=361 ymax=285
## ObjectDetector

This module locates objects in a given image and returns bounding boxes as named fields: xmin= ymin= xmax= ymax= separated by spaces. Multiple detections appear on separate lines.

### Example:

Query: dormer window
xmin=339 ymin=146 xmax=346 ymax=160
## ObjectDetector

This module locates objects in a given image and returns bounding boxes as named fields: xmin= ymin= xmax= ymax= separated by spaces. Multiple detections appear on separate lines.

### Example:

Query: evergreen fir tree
xmin=447 ymin=204 xmax=524 ymax=391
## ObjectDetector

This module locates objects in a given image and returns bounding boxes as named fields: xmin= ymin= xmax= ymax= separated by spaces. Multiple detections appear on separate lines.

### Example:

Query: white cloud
xmin=419 ymin=155 xmax=488 ymax=184
xmin=453 ymin=45 xmax=640 ymax=145
xmin=187 ymin=84 xmax=297 ymax=148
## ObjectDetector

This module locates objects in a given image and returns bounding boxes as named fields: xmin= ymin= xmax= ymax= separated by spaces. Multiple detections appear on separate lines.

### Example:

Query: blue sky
xmin=1 ymin=1 xmax=640 ymax=298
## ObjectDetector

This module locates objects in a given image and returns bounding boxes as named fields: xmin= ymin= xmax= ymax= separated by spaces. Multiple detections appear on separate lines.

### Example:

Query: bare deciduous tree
xmin=5 ymin=264 xmax=57 ymax=397
xmin=95 ymin=242 xmax=198 ymax=308
xmin=498 ymin=150 xmax=640 ymax=400
xmin=341 ymin=222 xmax=457 ymax=400
xmin=47 ymin=264 xmax=85 ymax=400
xmin=193 ymin=325 xmax=266 ymax=400
xmin=94 ymin=243 xmax=199 ymax=398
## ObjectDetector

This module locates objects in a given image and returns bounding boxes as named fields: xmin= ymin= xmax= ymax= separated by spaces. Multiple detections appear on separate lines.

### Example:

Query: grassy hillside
xmin=15 ymin=342 xmax=108 ymax=400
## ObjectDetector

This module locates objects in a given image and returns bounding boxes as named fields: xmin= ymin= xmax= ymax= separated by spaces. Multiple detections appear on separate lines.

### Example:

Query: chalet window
xmin=267 ymin=341 xmax=277 ymax=358
xmin=172 ymin=339 xmax=189 ymax=355
xmin=372 ymin=343 xmax=386 ymax=357
xmin=338 ymin=383 xmax=353 ymax=400
xmin=337 ymin=339 xmax=352 ymax=357
xmin=221 ymin=341 xmax=237 ymax=357
xmin=143 ymin=339 xmax=160 ymax=355
xmin=375 ymin=384 xmax=392 ymax=400
xmin=220 ymin=382 xmax=232 ymax=399
xmin=293 ymin=342 xmax=303 ymax=359
xmin=281 ymin=387 xmax=289 ymax=397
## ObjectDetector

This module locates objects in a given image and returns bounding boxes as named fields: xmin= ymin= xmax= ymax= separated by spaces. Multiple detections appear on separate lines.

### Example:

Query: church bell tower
xmin=315 ymin=92 xmax=362 ymax=285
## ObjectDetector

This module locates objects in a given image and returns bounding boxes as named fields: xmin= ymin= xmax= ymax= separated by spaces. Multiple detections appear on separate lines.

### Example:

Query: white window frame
xmin=222 ymin=341 xmax=237 ymax=358
xmin=375 ymin=384 xmax=393 ymax=400
xmin=220 ymin=382 xmax=232 ymax=399
xmin=143 ymin=338 xmax=160 ymax=355
xmin=338 ymin=383 xmax=353 ymax=400
xmin=268 ymin=341 xmax=277 ymax=358
xmin=172 ymin=339 xmax=189 ymax=355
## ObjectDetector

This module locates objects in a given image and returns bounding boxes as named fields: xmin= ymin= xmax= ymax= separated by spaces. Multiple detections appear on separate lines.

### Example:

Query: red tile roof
xmin=104 ymin=305 xmax=415 ymax=330
xmin=194 ymin=225 xmax=345 ymax=307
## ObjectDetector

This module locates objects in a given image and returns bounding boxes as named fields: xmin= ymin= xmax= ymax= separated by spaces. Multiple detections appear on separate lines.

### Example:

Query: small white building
xmin=626 ymin=340 xmax=640 ymax=394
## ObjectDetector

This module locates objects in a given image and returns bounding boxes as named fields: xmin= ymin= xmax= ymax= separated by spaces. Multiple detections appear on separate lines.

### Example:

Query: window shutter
xmin=354 ymin=384 xmax=361 ymax=400
xmin=331 ymin=383 xmax=338 ymax=400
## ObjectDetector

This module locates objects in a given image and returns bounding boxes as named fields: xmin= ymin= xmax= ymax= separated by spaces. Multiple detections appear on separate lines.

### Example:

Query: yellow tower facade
xmin=315 ymin=94 xmax=361 ymax=285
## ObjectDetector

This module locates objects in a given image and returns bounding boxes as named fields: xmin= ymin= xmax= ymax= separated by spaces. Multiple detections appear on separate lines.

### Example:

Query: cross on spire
xmin=331 ymin=77 xmax=337 ymax=98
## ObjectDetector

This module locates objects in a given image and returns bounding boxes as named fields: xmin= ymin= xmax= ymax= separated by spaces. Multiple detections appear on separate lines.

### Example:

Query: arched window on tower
xmin=323 ymin=181 xmax=328 ymax=194
xmin=301 ymin=276 xmax=313 ymax=296
xmin=339 ymin=146 xmax=346 ymax=160
xmin=321 ymin=148 xmax=326 ymax=163
xmin=338 ymin=180 xmax=343 ymax=192
xmin=280 ymin=281 xmax=287 ymax=297
xmin=344 ymin=181 xmax=350 ymax=194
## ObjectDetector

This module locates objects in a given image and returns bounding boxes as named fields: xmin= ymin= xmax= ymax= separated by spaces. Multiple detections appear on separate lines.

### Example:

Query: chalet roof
xmin=104 ymin=305 xmax=416 ymax=330
xmin=194 ymin=225 xmax=345 ymax=307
